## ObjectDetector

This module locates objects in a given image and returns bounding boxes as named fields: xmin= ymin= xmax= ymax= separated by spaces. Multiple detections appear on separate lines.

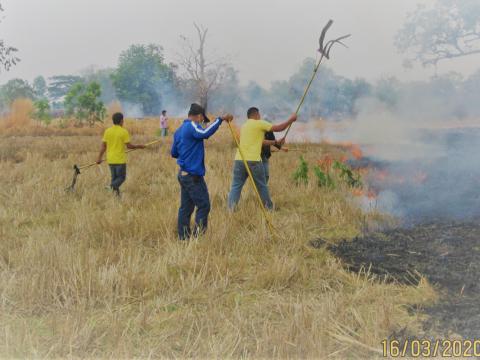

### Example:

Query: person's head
xmin=188 ymin=103 xmax=210 ymax=123
xmin=247 ymin=107 xmax=261 ymax=120
xmin=162 ymin=110 xmax=167 ymax=115
xmin=112 ymin=112 xmax=124 ymax=126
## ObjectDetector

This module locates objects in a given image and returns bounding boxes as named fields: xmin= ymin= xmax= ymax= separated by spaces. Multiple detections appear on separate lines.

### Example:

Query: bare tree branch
xmin=177 ymin=23 xmax=230 ymax=112
xmin=0 ymin=2 xmax=19 ymax=72
xmin=396 ymin=0 xmax=480 ymax=67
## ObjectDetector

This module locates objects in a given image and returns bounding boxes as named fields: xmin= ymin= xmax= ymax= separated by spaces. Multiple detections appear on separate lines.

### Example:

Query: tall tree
xmin=33 ymin=99 xmax=52 ymax=125
xmin=396 ymin=0 xmax=480 ymax=67
xmin=0 ymin=78 xmax=34 ymax=109
xmin=112 ymin=44 xmax=177 ymax=116
xmin=33 ymin=76 xmax=47 ymax=99
xmin=64 ymin=82 xmax=106 ymax=126
xmin=0 ymin=2 xmax=19 ymax=72
xmin=81 ymin=66 xmax=117 ymax=105
xmin=48 ymin=75 xmax=84 ymax=102
xmin=178 ymin=23 xmax=229 ymax=112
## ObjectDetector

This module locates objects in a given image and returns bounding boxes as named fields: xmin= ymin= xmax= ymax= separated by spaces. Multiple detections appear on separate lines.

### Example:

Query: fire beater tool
xmin=226 ymin=121 xmax=277 ymax=237
xmin=66 ymin=138 xmax=163 ymax=191
xmin=284 ymin=20 xmax=350 ymax=139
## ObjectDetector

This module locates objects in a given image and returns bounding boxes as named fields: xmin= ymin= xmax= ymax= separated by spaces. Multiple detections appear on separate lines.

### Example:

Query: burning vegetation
xmin=312 ymin=127 xmax=480 ymax=340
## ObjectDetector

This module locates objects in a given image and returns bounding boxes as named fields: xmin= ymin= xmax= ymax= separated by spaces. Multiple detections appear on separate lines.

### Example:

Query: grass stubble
xmin=0 ymin=118 xmax=436 ymax=359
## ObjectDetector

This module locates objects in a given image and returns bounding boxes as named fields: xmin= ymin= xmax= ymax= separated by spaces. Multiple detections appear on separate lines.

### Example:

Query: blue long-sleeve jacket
xmin=171 ymin=117 xmax=223 ymax=176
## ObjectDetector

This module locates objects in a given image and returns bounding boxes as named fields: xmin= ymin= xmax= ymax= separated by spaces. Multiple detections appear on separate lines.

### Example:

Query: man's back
xmin=171 ymin=118 xmax=222 ymax=176
xmin=235 ymin=119 xmax=273 ymax=162
xmin=103 ymin=125 xmax=130 ymax=164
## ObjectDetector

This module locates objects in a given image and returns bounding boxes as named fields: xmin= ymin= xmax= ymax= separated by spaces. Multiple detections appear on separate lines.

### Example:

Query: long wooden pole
xmin=283 ymin=54 xmax=325 ymax=139
xmin=77 ymin=138 xmax=163 ymax=171
xmin=226 ymin=121 xmax=276 ymax=236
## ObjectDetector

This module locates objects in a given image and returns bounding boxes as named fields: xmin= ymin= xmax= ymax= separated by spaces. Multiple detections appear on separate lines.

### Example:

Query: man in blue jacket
xmin=171 ymin=103 xmax=233 ymax=240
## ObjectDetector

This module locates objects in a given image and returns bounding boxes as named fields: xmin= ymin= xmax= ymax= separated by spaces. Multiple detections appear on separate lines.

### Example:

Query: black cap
xmin=188 ymin=103 xmax=210 ymax=123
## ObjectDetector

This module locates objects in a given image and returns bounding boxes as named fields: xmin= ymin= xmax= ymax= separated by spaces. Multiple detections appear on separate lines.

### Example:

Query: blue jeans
xmin=161 ymin=128 xmax=168 ymax=137
xmin=177 ymin=173 xmax=211 ymax=240
xmin=109 ymin=164 xmax=126 ymax=195
xmin=228 ymin=160 xmax=273 ymax=210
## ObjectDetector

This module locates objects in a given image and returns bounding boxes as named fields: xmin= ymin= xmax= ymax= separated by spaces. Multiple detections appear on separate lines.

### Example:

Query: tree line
xmin=2 ymin=0 xmax=480 ymax=125
xmin=5 ymin=51 xmax=480 ymax=125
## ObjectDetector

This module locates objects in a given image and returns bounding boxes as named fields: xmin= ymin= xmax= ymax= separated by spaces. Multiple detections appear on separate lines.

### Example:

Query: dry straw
xmin=0 ymin=121 xmax=436 ymax=358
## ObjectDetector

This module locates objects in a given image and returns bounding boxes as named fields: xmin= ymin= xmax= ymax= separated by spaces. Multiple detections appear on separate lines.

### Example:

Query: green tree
xmin=112 ymin=44 xmax=177 ymax=115
xmin=65 ymin=81 xmax=106 ymax=126
xmin=33 ymin=76 xmax=47 ymax=99
xmin=0 ymin=78 xmax=34 ymax=109
xmin=48 ymin=75 xmax=84 ymax=102
xmin=81 ymin=67 xmax=117 ymax=105
xmin=340 ymin=78 xmax=372 ymax=116
xmin=33 ymin=99 xmax=52 ymax=125
xmin=396 ymin=0 xmax=480 ymax=67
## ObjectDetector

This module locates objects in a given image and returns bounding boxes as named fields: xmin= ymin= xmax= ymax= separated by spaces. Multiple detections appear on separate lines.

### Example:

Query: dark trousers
xmin=109 ymin=164 xmax=126 ymax=194
xmin=261 ymin=156 xmax=270 ymax=184
xmin=177 ymin=173 xmax=211 ymax=240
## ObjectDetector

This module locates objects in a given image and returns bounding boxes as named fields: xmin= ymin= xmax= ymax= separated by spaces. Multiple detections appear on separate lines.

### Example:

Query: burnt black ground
xmin=312 ymin=222 xmax=480 ymax=338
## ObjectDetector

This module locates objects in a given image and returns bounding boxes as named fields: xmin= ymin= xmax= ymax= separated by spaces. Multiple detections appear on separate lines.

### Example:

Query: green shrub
xmin=292 ymin=156 xmax=309 ymax=185
xmin=313 ymin=166 xmax=335 ymax=188
xmin=333 ymin=160 xmax=362 ymax=188
xmin=33 ymin=99 xmax=52 ymax=125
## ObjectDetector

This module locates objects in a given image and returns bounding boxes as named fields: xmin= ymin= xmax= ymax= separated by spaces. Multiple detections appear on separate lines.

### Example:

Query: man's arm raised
xmin=190 ymin=114 xmax=234 ymax=140
xmin=271 ymin=113 xmax=297 ymax=132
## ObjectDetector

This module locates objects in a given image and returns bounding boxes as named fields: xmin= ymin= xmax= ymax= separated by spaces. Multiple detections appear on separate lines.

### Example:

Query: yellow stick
xmin=226 ymin=121 xmax=276 ymax=237
xmin=78 ymin=138 xmax=163 ymax=170
xmin=284 ymin=54 xmax=325 ymax=139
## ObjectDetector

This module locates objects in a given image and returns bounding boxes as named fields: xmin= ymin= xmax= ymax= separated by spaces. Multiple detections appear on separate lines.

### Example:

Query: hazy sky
xmin=2 ymin=0 xmax=480 ymax=87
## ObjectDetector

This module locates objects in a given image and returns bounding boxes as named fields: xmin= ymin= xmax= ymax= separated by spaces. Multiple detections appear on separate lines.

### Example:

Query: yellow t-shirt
xmin=102 ymin=125 xmax=131 ymax=164
xmin=235 ymin=119 xmax=273 ymax=161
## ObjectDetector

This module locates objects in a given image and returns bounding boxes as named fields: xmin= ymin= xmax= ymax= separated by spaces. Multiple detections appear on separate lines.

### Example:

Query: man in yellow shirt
xmin=227 ymin=107 xmax=296 ymax=210
xmin=96 ymin=112 xmax=145 ymax=196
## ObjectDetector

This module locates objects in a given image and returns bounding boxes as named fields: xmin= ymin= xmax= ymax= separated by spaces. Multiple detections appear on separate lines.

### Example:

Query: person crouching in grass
xmin=227 ymin=107 xmax=296 ymax=211
xmin=96 ymin=112 xmax=146 ymax=197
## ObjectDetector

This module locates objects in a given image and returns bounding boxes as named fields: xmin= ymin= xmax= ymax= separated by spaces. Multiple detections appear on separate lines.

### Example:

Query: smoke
xmin=339 ymin=94 xmax=480 ymax=223
xmin=359 ymin=190 xmax=405 ymax=218
xmin=120 ymin=81 xmax=189 ymax=119
xmin=121 ymin=103 xmax=144 ymax=119
xmin=343 ymin=98 xmax=446 ymax=161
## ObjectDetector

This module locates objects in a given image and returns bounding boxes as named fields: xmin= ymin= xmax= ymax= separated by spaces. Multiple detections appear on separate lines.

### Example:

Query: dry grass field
xmin=0 ymin=108 xmax=436 ymax=358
